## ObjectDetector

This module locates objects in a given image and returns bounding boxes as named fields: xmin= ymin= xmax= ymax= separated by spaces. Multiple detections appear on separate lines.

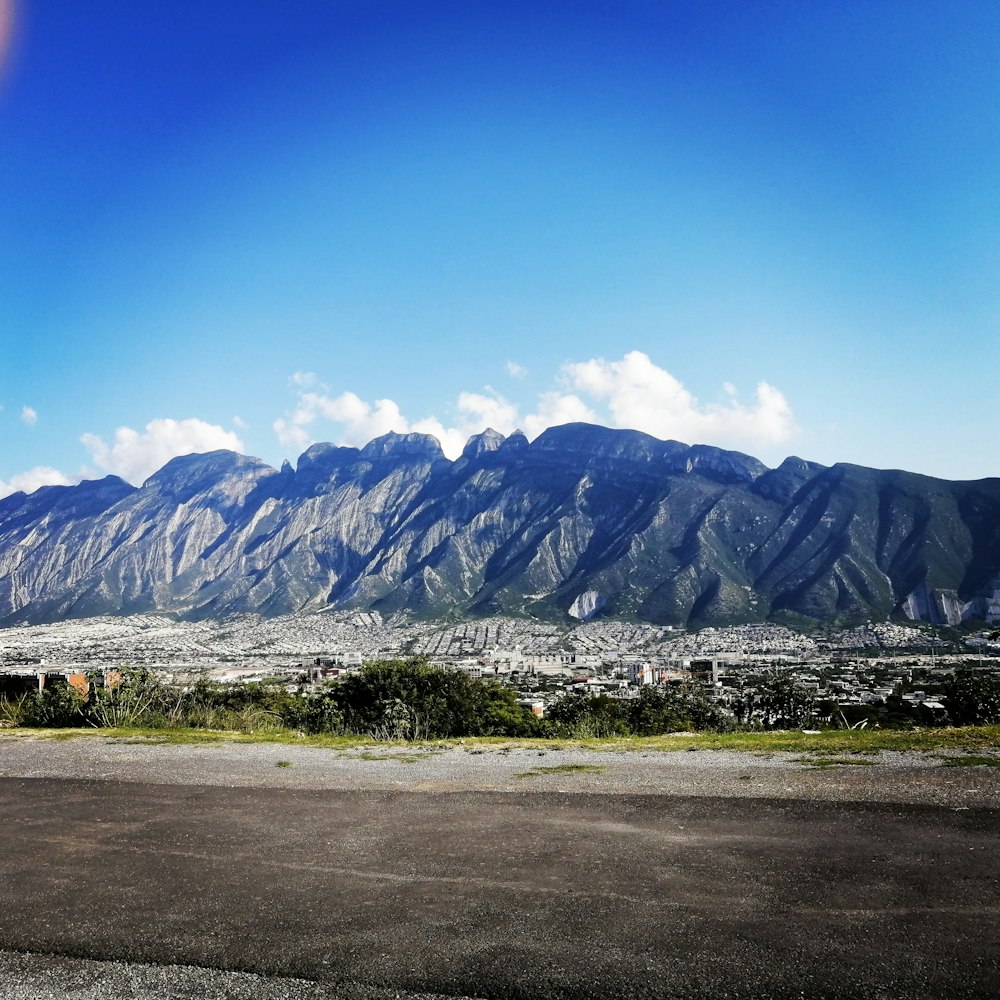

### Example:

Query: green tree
xmin=544 ymin=691 xmax=630 ymax=737
xmin=331 ymin=658 xmax=536 ymax=739
xmin=751 ymin=671 xmax=816 ymax=729
xmin=19 ymin=683 xmax=88 ymax=727
xmin=943 ymin=671 xmax=1000 ymax=725
xmin=294 ymin=684 xmax=345 ymax=734
xmin=628 ymin=686 xmax=689 ymax=735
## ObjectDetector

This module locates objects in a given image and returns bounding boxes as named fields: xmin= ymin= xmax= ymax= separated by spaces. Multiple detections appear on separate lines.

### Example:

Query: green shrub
xmin=87 ymin=668 xmax=171 ymax=728
xmin=19 ymin=685 xmax=88 ymax=727
xmin=331 ymin=658 xmax=538 ymax=740
xmin=944 ymin=672 xmax=1000 ymax=726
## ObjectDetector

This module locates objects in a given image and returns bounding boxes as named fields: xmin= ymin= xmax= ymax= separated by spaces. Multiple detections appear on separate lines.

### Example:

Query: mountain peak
xmin=360 ymin=432 xmax=445 ymax=462
xmin=684 ymin=444 xmax=768 ymax=483
xmin=295 ymin=442 xmax=360 ymax=474
xmin=461 ymin=428 xmax=506 ymax=459
xmin=531 ymin=423 xmax=664 ymax=461
xmin=500 ymin=429 xmax=529 ymax=451
xmin=142 ymin=450 xmax=275 ymax=502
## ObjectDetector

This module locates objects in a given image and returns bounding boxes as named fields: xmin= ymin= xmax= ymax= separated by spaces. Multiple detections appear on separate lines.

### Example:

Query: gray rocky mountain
xmin=1 ymin=423 xmax=999 ymax=628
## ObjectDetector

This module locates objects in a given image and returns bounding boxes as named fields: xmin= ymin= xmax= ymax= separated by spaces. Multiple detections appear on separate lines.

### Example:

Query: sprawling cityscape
xmin=2 ymin=612 xmax=997 ymax=726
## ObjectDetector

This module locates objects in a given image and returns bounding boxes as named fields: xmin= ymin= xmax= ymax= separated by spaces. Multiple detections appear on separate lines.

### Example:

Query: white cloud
xmin=562 ymin=350 xmax=797 ymax=447
xmin=274 ymin=353 xmax=797 ymax=461
xmin=0 ymin=466 xmax=73 ymax=499
xmin=232 ymin=414 xmax=248 ymax=429
xmin=20 ymin=405 xmax=37 ymax=427
xmin=522 ymin=391 xmax=598 ymax=439
xmin=456 ymin=390 xmax=520 ymax=431
xmin=81 ymin=418 xmax=245 ymax=485
xmin=274 ymin=391 xmax=410 ymax=451
xmin=505 ymin=361 xmax=528 ymax=379
xmin=273 ymin=385 xmax=523 ymax=460
xmin=407 ymin=417 xmax=467 ymax=461
xmin=289 ymin=371 xmax=325 ymax=388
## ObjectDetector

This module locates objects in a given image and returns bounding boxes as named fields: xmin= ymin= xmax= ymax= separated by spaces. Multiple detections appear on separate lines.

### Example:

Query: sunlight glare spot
xmin=0 ymin=1 xmax=13 ymax=74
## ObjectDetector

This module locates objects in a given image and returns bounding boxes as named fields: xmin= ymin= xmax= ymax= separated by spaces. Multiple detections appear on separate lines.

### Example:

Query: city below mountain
xmin=1 ymin=423 xmax=998 ymax=629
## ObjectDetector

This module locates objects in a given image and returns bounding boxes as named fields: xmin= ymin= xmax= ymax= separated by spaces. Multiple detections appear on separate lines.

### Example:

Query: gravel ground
xmin=2 ymin=735 xmax=999 ymax=999
xmin=0 ymin=949 xmax=474 ymax=1000
xmin=2 ymin=733 xmax=999 ymax=806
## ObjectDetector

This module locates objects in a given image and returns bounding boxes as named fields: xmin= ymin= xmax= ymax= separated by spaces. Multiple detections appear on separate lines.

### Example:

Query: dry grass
xmin=515 ymin=763 xmax=608 ymax=778
xmin=937 ymin=754 xmax=1000 ymax=768
xmin=3 ymin=725 xmax=999 ymax=755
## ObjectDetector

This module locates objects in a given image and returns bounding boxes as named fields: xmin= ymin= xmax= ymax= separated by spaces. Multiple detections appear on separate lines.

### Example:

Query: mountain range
xmin=1 ymin=423 xmax=998 ymax=629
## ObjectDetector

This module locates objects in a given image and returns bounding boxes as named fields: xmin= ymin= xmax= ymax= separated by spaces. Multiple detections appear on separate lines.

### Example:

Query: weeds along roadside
xmin=2 ymin=659 xmax=999 ymax=747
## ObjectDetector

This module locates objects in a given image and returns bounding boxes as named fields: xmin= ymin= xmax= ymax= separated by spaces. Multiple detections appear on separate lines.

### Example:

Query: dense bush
xmin=179 ymin=677 xmax=305 ymax=733
xmin=12 ymin=685 xmax=88 ymax=727
xmin=545 ymin=691 xmax=631 ymax=738
xmin=0 ymin=660 xmax=542 ymax=739
xmin=88 ymin=668 xmax=175 ymax=728
xmin=545 ymin=683 xmax=732 ymax=738
xmin=331 ymin=659 xmax=540 ymax=739
xmin=731 ymin=672 xmax=817 ymax=729
xmin=944 ymin=672 xmax=1000 ymax=725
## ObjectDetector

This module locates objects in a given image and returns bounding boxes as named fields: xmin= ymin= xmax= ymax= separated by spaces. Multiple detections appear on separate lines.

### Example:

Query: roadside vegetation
xmin=2 ymin=659 xmax=999 ymax=754
xmin=0 ymin=659 xmax=729 ymax=740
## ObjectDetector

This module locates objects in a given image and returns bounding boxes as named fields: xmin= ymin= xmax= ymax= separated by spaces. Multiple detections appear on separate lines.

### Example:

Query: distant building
xmin=517 ymin=698 xmax=545 ymax=717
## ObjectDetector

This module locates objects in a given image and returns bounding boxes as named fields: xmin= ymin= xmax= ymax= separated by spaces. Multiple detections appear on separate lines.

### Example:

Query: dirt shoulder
xmin=2 ymin=732 xmax=999 ymax=806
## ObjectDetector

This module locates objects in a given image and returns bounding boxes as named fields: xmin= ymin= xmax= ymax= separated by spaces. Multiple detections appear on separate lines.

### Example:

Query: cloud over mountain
xmin=0 ymin=465 xmax=73 ymax=499
xmin=564 ymin=351 xmax=797 ymax=447
xmin=273 ymin=351 xmax=797 ymax=459
xmin=80 ymin=418 xmax=245 ymax=485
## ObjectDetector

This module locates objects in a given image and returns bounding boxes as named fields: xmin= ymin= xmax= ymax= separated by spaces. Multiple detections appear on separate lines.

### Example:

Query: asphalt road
xmin=1 ymin=775 xmax=998 ymax=999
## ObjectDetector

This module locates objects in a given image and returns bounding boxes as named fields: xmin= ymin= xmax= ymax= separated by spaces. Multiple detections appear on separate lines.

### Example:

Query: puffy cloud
xmin=274 ymin=352 xmax=797 ymax=461
xmin=505 ymin=361 xmax=528 ymax=379
xmin=0 ymin=466 xmax=73 ymax=499
xmin=456 ymin=390 xmax=520 ymax=431
xmin=289 ymin=371 xmax=324 ymax=388
xmin=274 ymin=391 xmax=409 ymax=451
xmin=274 ymin=388 xmax=515 ymax=459
xmin=562 ymin=350 xmax=797 ymax=447
xmin=19 ymin=405 xmax=37 ymax=427
xmin=81 ymin=418 xmax=245 ymax=485
xmin=272 ymin=417 xmax=310 ymax=451
xmin=407 ymin=417 xmax=467 ymax=460
xmin=522 ymin=391 xmax=598 ymax=440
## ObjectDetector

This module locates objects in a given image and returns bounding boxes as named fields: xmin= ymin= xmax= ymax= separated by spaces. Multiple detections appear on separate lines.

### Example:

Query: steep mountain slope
xmin=1 ymin=424 xmax=998 ymax=627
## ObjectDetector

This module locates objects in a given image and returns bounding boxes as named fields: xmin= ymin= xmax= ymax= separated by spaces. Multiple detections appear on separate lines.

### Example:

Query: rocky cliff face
xmin=1 ymin=423 xmax=999 ymax=627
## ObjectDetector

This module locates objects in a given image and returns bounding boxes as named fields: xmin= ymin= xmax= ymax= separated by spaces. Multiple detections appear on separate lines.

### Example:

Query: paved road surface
xmin=1 ymin=771 xmax=998 ymax=998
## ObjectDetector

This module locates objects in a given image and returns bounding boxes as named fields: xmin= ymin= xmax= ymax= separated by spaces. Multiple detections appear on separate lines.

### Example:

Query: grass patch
xmin=2 ymin=726 xmax=390 ymax=749
xmin=793 ymin=756 xmax=877 ymax=770
xmin=515 ymin=763 xmax=608 ymax=779
xmin=275 ymin=760 xmax=294 ymax=768
xmin=27 ymin=730 xmax=98 ymax=742
xmin=345 ymin=750 xmax=429 ymax=764
xmin=105 ymin=736 xmax=172 ymax=745
xmin=938 ymin=754 xmax=1000 ymax=768
xmin=3 ymin=725 xmax=1000 ymax=756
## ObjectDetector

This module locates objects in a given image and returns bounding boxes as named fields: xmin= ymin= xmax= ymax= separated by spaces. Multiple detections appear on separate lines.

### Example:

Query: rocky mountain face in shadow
xmin=1 ymin=423 xmax=998 ymax=628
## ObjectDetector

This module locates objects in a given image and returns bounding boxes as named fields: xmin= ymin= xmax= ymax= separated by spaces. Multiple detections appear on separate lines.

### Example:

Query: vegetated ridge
xmin=1 ymin=423 xmax=999 ymax=629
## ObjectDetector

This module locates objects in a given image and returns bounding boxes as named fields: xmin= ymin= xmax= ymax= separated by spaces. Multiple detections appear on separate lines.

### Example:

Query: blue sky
xmin=2 ymin=0 xmax=998 ymax=494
